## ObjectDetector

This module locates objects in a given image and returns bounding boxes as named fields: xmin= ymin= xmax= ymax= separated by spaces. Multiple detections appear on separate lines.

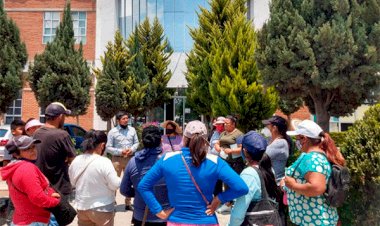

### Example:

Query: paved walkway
xmin=0 ymin=180 xmax=230 ymax=226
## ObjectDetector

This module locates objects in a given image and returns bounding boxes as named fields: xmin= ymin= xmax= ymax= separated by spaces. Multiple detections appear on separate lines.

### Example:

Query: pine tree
xmin=94 ymin=31 xmax=130 ymax=127
xmin=137 ymin=18 xmax=173 ymax=110
xmin=0 ymin=0 xmax=27 ymax=115
xmin=185 ymin=0 xmax=234 ymax=119
xmin=209 ymin=7 xmax=278 ymax=132
xmin=29 ymin=2 xmax=91 ymax=119
xmin=256 ymin=0 xmax=380 ymax=131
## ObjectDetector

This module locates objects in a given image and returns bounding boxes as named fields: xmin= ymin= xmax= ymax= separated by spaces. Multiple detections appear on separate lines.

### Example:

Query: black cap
xmin=45 ymin=102 xmax=72 ymax=117
xmin=262 ymin=115 xmax=287 ymax=127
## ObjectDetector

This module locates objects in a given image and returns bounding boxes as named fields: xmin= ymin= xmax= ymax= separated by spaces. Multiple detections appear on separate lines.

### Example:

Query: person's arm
xmin=120 ymin=159 xmax=134 ymax=197
xmin=104 ymin=158 xmax=121 ymax=191
xmin=217 ymin=159 xmax=249 ymax=203
xmin=62 ymin=133 xmax=76 ymax=163
xmin=106 ymin=129 xmax=123 ymax=156
xmin=284 ymin=172 xmax=326 ymax=197
xmin=228 ymin=171 xmax=259 ymax=226
xmin=137 ymin=159 xmax=165 ymax=215
xmin=18 ymin=166 xmax=60 ymax=208
xmin=131 ymin=128 xmax=139 ymax=153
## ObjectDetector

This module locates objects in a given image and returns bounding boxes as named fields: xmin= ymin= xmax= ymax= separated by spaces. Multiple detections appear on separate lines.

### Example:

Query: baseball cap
xmin=241 ymin=131 xmax=268 ymax=160
xmin=45 ymin=102 xmax=71 ymax=117
xmin=213 ymin=117 xmax=226 ymax=126
xmin=262 ymin=115 xmax=287 ymax=126
xmin=25 ymin=119 xmax=44 ymax=131
xmin=9 ymin=136 xmax=41 ymax=153
xmin=286 ymin=120 xmax=323 ymax=139
xmin=183 ymin=120 xmax=207 ymax=139
xmin=5 ymin=139 xmax=18 ymax=154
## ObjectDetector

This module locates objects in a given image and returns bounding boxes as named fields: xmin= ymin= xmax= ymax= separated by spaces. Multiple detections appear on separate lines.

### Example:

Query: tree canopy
xmin=29 ymin=3 xmax=91 ymax=116
xmin=256 ymin=0 xmax=380 ymax=131
xmin=0 ymin=0 xmax=27 ymax=114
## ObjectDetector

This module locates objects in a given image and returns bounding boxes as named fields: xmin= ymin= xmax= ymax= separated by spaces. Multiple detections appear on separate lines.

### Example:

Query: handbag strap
xmin=251 ymin=166 xmax=271 ymax=200
xmin=291 ymin=154 xmax=305 ymax=177
xmin=72 ymin=154 xmax=99 ymax=186
xmin=168 ymin=136 xmax=175 ymax=151
xmin=141 ymin=205 xmax=149 ymax=226
xmin=180 ymin=154 xmax=209 ymax=205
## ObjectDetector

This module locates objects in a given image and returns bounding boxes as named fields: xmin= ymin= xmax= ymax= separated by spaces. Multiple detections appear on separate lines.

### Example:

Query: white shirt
xmin=69 ymin=153 xmax=121 ymax=210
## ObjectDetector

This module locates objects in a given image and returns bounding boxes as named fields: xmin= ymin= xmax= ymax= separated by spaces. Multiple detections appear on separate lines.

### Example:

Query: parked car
xmin=0 ymin=125 xmax=12 ymax=162
xmin=63 ymin=123 xmax=87 ymax=150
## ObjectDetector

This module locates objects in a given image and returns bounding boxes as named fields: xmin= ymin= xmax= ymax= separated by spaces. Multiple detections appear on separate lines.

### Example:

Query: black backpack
xmin=316 ymin=152 xmax=350 ymax=207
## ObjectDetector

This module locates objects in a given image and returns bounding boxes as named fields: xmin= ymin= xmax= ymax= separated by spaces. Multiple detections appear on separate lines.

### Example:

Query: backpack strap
xmin=251 ymin=166 xmax=270 ymax=200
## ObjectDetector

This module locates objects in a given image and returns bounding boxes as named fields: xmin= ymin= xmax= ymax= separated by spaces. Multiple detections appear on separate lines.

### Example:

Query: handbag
xmin=47 ymin=197 xmax=77 ymax=226
xmin=241 ymin=167 xmax=281 ymax=226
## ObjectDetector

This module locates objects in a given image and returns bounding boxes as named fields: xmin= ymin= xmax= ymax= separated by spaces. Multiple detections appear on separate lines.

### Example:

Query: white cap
xmin=286 ymin=120 xmax=323 ymax=139
xmin=25 ymin=119 xmax=44 ymax=131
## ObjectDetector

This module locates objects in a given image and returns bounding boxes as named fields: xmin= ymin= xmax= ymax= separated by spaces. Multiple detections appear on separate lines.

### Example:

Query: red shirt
xmin=1 ymin=160 xmax=60 ymax=225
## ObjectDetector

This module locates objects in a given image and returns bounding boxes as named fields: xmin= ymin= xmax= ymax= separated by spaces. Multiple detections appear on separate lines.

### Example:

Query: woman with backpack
xmin=228 ymin=131 xmax=282 ymax=226
xmin=282 ymin=120 xmax=346 ymax=226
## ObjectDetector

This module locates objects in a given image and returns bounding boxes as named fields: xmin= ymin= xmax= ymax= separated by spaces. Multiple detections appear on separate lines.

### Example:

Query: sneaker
xmin=216 ymin=204 xmax=231 ymax=214
xmin=125 ymin=204 xmax=134 ymax=211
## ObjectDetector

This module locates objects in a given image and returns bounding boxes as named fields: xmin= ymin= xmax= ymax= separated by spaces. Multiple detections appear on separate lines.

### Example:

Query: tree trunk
xmin=314 ymin=99 xmax=330 ymax=132
xmin=0 ymin=113 xmax=4 ymax=125
xmin=106 ymin=120 xmax=112 ymax=132
xmin=285 ymin=114 xmax=293 ymax=130
xmin=76 ymin=116 xmax=79 ymax=125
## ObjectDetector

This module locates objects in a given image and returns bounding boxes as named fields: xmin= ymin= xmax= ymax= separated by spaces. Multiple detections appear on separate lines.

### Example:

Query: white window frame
xmin=43 ymin=12 xmax=61 ymax=44
xmin=72 ymin=11 xmax=87 ymax=44
xmin=4 ymin=92 xmax=22 ymax=124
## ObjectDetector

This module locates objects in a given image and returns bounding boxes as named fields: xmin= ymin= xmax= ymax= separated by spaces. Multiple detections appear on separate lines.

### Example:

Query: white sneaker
xmin=216 ymin=204 xmax=231 ymax=213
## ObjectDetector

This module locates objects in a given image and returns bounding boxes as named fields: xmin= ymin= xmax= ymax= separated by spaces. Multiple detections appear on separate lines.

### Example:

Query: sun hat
xmin=45 ymin=102 xmax=71 ymax=117
xmin=183 ymin=120 xmax=207 ymax=139
xmin=161 ymin=120 xmax=182 ymax=134
xmin=286 ymin=120 xmax=323 ymax=139
xmin=213 ymin=116 xmax=226 ymax=126
xmin=25 ymin=119 xmax=44 ymax=131
xmin=241 ymin=131 xmax=268 ymax=160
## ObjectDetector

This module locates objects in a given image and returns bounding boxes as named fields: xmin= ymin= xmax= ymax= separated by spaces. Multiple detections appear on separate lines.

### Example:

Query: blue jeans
xmin=11 ymin=223 xmax=47 ymax=226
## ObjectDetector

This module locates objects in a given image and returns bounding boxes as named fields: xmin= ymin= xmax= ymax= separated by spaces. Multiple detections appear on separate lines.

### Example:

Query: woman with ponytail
xmin=69 ymin=130 xmax=121 ymax=226
xmin=138 ymin=120 xmax=248 ymax=226
xmin=282 ymin=120 xmax=345 ymax=226
xmin=228 ymin=131 xmax=281 ymax=226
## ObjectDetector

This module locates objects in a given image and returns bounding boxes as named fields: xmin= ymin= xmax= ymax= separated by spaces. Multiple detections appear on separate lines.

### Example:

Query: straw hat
xmin=161 ymin=120 xmax=182 ymax=134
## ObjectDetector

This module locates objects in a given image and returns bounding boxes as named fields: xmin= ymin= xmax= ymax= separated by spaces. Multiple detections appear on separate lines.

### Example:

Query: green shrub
xmin=329 ymin=132 xmax=346 ymax=147
xmin=339 ymin=104 xmax=380 ymax=225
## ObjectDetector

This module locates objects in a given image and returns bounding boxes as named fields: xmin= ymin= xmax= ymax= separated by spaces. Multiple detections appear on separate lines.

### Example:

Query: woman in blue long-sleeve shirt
xmin=138 ymin=120 xmax=248 ymax=226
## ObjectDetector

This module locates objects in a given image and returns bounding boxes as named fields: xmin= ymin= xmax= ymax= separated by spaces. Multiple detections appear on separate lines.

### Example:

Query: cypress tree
xmin=137 ymin=18 xmax=173 ymax=110
xmin=29 ymin=2 xmax=91 ymax=119
xmin=0 ymin=0 xmax=27 ymax=115
xmin=256 ymin=0 xmax=380 ymax=131
xmin=185 ymin=0 xmax=234 ymax=119
xmin=209 ymin=6 xmax=278 ymax=132
xmin=94 ymin=31 xmax=130 ymax=128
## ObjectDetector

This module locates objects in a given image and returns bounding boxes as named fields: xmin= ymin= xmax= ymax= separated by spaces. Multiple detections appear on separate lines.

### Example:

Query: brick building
xmin=2 ymin=0 xmax=312 ymax=132
xmin=3 ymin=0 xmax=96 ymax=130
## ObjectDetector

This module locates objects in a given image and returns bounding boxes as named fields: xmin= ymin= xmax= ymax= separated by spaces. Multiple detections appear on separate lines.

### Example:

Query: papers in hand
xmin=230 ymin=144 xmax=241 ymax=159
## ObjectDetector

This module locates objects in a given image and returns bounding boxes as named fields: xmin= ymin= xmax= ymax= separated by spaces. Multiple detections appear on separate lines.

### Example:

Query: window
xmin=40 ymin=107 xmax=46 ymax=123
xmin=4 ymin=92 xmax=22 ymax=124
xmin=43 ymin=12 xmax=60 ymax=44
xmin=72 ymin=12 xmax=87 ymax=44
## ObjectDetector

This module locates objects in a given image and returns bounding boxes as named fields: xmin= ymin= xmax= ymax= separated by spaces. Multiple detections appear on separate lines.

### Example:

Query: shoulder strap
xmin=71 ymin=155 xmax=99 ymax=185
xmin=167 ymin=136 xmax=175 ymax=151
xmin=180 ymin=154 xmax=209 ymax=205
xmin=291 ymin=154 xmax=305 ymax=177
xmin=251 ymin=166 xmax=270 ymax=200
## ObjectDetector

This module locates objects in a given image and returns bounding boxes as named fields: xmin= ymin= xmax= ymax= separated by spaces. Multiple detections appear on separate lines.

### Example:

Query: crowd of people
xmin=0 ymin=101 xmax=347 ymax=226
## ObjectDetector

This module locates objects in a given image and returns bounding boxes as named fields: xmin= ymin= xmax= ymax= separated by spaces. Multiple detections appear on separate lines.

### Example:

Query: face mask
xmin=295 ymin=140 xmax=302 ymax=150
xmin=166 ymin=129 xmax=175 ymax=134
xmin=215 ymin=125 xmax=224 ymax=133
xmin=120 ymin=124 xmax=128 ymax=129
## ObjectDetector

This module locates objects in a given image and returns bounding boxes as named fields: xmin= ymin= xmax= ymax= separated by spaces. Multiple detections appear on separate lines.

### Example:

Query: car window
xmin=72 ymin=126 xmax=86 ymax=137
xmin=0 ymin=129 xmax=8 ymax=137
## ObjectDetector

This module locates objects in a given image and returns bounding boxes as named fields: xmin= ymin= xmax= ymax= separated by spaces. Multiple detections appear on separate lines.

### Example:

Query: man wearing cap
xmin=106 ymin=111 xmax=139 ymax=211
xmin=34 ymin=102 xmax=76 ymax=200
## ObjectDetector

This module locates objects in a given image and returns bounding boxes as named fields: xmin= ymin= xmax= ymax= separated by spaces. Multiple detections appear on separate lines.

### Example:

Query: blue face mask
xmin=295 ymin=140 xmax=302 ymax=150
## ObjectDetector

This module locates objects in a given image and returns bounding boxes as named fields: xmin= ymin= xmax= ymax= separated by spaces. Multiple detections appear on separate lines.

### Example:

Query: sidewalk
xmin=0 ymin=180 xmax=230 ymax=226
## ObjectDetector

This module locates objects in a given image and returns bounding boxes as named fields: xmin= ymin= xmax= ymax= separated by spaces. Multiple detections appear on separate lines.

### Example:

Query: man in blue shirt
xmin=106 ymin=111 xmax=139 ymax=211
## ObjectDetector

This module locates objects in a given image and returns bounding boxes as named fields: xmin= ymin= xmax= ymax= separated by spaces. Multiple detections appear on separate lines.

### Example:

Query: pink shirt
xmin=161 ymin=135 xmax=183 ymax=154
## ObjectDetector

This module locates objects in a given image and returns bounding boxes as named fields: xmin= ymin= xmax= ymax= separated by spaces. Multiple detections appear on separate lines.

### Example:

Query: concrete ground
xmin=0 ymin=180 xmax=230 ymax=226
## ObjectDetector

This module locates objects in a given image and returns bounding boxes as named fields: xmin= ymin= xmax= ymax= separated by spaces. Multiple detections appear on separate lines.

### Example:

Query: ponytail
xmin=259 ymin=154 xmax=282 ymax=201
xmin=82 ymin=129 xmax=107 ymax=152
xmin=184 ymin=134 xmax=208 ymax=167
xmin=319 ymin=132 xmax=346 ymax=166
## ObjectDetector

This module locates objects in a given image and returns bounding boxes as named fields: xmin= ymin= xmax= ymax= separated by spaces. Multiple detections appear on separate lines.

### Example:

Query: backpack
xmin=324 ymin=163 xmax=350 ymax=207
xmin=315 ymin=152 xmax=350 ymax=207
